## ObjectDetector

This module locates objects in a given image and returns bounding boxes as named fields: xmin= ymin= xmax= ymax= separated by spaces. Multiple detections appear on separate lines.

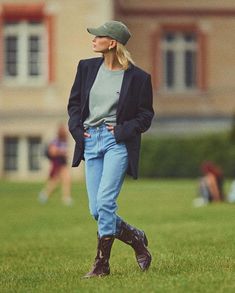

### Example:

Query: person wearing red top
xmin=38 ymin=125 xmax=73 ymax=206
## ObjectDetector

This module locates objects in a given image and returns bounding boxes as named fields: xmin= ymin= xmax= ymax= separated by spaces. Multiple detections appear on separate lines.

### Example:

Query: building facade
xmin=115 ymin=0 xmax=235 ymax=134
xmin=1 ymin=0 xmax=235 ymax=180
xmin=0 ymin=0 xmax=113 ymax=180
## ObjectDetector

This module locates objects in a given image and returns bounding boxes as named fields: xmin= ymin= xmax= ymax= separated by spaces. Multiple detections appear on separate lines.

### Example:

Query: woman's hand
xmin=84 ymin=132 xmax=91 ymax=138
xmin=106 ymin=125 xmax=114 ymax=135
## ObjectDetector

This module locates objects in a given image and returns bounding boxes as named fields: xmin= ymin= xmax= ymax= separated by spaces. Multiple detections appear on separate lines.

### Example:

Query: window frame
xmin=0 ymin=3 xmax=55 ymax=85
xmin=161 ymin=31 xmax=198 ymax=93
xmin=27 ymin=136 xmax=42 ymax=171
xmin=3 ymin=135 xmax=43 ymax=173
xmin=3 ymin=136 xmax=19 ymax=171
xmin=3 ymin=20 xmax=48 ymax=86
xmin=151 ymin=24 xmax=207 ymax=94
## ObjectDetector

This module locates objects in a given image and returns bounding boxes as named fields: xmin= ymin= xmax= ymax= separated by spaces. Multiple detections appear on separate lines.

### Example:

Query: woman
xmin=68 ymin=20 xmax=154 ymax=278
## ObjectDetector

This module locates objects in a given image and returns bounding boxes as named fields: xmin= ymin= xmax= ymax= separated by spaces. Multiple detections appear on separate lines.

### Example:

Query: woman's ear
xmin=109 ymin=40 xmax=117 ymax=50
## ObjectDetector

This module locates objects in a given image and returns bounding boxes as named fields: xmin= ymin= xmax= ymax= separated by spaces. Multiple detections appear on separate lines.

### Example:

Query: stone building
xmin=1 ymin=0 xmax=235 ymax=180
xmin=115 ymin=0 xmax=235 ymax=134
xmin=0 ymin=0 xmax=112 ymax=180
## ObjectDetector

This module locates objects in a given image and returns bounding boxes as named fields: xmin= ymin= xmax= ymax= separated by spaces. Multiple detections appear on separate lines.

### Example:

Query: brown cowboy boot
xmin=116 ymin=221 xmax=152 ymax=271
xmin=83 ymin=235 xmax=114 ymax=278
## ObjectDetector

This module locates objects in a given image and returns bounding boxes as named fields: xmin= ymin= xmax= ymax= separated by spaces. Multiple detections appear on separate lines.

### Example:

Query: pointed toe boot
xmin=116 ymin=221 xmax=152 ymax=271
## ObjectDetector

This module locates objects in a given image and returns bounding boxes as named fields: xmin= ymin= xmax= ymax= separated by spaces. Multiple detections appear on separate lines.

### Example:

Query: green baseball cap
xmin=87 ymin=20 xmax=131 ymax=45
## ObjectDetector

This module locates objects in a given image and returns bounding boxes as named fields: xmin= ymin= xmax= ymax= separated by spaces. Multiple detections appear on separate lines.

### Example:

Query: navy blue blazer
xmin=67 ymin=57 xmax=154 ymax=179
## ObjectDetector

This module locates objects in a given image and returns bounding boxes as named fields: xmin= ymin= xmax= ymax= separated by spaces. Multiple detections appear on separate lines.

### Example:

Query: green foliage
xmin=0 ymin=180 xmax=234 ymax=293
xmin=140 ymin=133 xmax=235 ymax=178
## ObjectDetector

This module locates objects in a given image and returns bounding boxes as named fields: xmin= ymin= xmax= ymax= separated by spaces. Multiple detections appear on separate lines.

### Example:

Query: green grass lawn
xmin=0 ymin=179 xmax=234 ymax=293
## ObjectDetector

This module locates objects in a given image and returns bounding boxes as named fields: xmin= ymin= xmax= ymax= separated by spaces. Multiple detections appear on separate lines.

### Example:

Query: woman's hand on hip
xmin=84 ymin=132 xmax=91 ymax=138
xmin=106 ymin=125 xmax=114 ymax=135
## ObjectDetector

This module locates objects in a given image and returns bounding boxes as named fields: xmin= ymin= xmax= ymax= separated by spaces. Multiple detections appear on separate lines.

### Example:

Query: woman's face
xmin=92 ymin=36 xmax=113 ymax=53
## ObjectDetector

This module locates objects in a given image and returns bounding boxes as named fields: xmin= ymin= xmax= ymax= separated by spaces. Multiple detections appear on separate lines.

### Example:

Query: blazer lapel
xmin=117 ymin=65 xmax=133 ymax=118
xmin=84 ymin=58 xmax=103 ymax=104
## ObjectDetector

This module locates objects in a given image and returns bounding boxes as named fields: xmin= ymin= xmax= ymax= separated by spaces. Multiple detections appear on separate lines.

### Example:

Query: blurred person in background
xmin=68 ymin=20 xmax=154 ymax=278
xmin=227 ymin=180 xmax=235 ymax=203
xmin=38 ymin=125 xmax=73 ymax=206
xmin=194 ymin=161 xmax=224 ymax=207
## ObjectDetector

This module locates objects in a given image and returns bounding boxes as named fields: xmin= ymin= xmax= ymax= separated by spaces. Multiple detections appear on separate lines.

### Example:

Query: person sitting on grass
xmin=194 ymin=161 xmax=224 ymax=207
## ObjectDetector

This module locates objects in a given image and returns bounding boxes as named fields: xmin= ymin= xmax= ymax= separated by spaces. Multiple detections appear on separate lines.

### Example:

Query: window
xmin=161 ymin=31 xmax=197 ymax=92
xmin=3 ymin=136 xmax=42 ymax=172
xmin=4 ymin=137 xmax=19 ymax=171
xmin=28 ymin=137 xmax=42 ymax=171
xmin=3 ymin=21 xmax=46 ymax=84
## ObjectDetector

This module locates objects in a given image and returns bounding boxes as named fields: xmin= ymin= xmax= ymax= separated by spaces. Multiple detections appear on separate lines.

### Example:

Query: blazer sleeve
xmin=67 ymin=60 xmax=84 ymax=142
xmin=114 ymin=74 xmax=154 ymax=143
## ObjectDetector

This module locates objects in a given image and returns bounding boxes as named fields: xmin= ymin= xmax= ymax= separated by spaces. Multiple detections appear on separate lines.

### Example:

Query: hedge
xmin=139 ymin=132 xmax=235 ymax=178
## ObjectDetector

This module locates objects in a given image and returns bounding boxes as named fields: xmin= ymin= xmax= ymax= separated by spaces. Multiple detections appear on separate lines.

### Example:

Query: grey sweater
xmin=84 ymin=62 xmax=124 ymax=128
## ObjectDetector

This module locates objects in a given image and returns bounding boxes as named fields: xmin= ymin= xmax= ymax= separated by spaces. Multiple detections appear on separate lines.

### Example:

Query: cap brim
xmin=87 ymin=28 xmax=102 ymax=36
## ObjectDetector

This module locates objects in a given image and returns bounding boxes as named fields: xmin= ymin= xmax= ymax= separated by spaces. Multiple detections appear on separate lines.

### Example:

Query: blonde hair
xmin=116 ymin=42 xmax=135 ymax=70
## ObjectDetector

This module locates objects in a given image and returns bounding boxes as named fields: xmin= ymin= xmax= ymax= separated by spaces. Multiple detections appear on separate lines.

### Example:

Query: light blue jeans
xmin=84 ymin=124 xmax=128 ymax=237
